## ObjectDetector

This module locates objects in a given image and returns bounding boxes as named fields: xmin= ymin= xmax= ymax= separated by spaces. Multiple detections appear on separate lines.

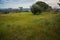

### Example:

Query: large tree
xmin=31 ymin=4 xmax=41 ymax=15
xmin=31 ymin=1 xmax=52 ymax=15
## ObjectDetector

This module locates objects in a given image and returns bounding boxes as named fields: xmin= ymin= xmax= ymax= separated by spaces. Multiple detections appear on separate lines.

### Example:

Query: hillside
xmin=0 ymin=12 xmax=60 ymax=40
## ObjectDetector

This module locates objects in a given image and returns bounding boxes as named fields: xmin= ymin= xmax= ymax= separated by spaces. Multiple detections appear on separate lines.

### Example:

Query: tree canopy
xmin=31 ymin=1 xmax=52 ymax=15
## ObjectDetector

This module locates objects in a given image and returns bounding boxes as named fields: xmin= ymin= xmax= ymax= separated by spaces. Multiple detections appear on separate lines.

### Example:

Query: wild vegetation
xmin=0 ymin=12 xmax=60 ymax=40
xmin=0 ymin=1 xmax=60 ymax=40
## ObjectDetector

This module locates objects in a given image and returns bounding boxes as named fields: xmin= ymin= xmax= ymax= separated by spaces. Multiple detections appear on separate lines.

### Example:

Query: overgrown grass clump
xmin=0 ymin=12 xmax=60 ymax=40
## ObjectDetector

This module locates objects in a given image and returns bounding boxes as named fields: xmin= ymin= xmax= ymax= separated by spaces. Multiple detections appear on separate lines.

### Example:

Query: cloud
xmin=0 ymin=0 xmax=35 ymax=8
xmin=0 ymin=3 xmax=32 ymax=8
xmin=35 ymin=0 xmax=60 ymax=8
xmin=0 ymin=0 xmax=60 ymax=8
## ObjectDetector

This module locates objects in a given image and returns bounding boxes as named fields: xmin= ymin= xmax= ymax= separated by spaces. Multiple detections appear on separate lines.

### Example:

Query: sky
xmin=0 ymin=0 xmax=60 ymax=8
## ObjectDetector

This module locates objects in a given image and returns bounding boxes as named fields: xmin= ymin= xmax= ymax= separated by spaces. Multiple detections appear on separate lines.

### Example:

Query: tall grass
xmin=0 ymin=12 xmax=60 ymax=40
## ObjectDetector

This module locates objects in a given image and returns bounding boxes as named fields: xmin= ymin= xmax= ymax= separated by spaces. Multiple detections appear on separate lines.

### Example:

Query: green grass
xmin=0 ymin=12 xmax=60 ymax=40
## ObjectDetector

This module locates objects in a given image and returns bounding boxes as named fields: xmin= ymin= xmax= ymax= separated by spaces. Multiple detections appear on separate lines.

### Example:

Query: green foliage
xmin=31 ymin=1 xmax=52 ymax=15
xmin=36 ymin=1 xmax=49 ymax=11
xmin=0 ymin=12 xmax=60 ymax=40
xmin=31 ymin=4 xmax=41 ymax=15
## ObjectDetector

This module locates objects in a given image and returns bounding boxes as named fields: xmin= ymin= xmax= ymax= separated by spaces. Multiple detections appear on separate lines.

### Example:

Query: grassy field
xmin=0 ymin=12 xmax=60 ymax=40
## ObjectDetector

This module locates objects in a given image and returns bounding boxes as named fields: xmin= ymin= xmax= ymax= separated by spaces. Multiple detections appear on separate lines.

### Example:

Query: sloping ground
xmin=0 ymin=12 xmax=60 ymax=40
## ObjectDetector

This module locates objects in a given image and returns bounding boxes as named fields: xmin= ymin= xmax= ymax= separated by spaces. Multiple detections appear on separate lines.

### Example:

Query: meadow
xmin=0 ymin=12 xmax=60 ymax=40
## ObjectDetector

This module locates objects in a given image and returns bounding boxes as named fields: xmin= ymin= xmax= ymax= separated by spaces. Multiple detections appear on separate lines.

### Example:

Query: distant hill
xmin=0 ymin=8 xmax=30 ymax=11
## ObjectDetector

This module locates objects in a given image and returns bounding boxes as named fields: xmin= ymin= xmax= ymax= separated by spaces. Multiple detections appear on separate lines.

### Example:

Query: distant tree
xmin=19 ymin=7 xmax=23 ymax=12
xmin=1 ymin=10 xmax=9 ymax=14
xmin=31 ymin=1 xmax=51 ymax=15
